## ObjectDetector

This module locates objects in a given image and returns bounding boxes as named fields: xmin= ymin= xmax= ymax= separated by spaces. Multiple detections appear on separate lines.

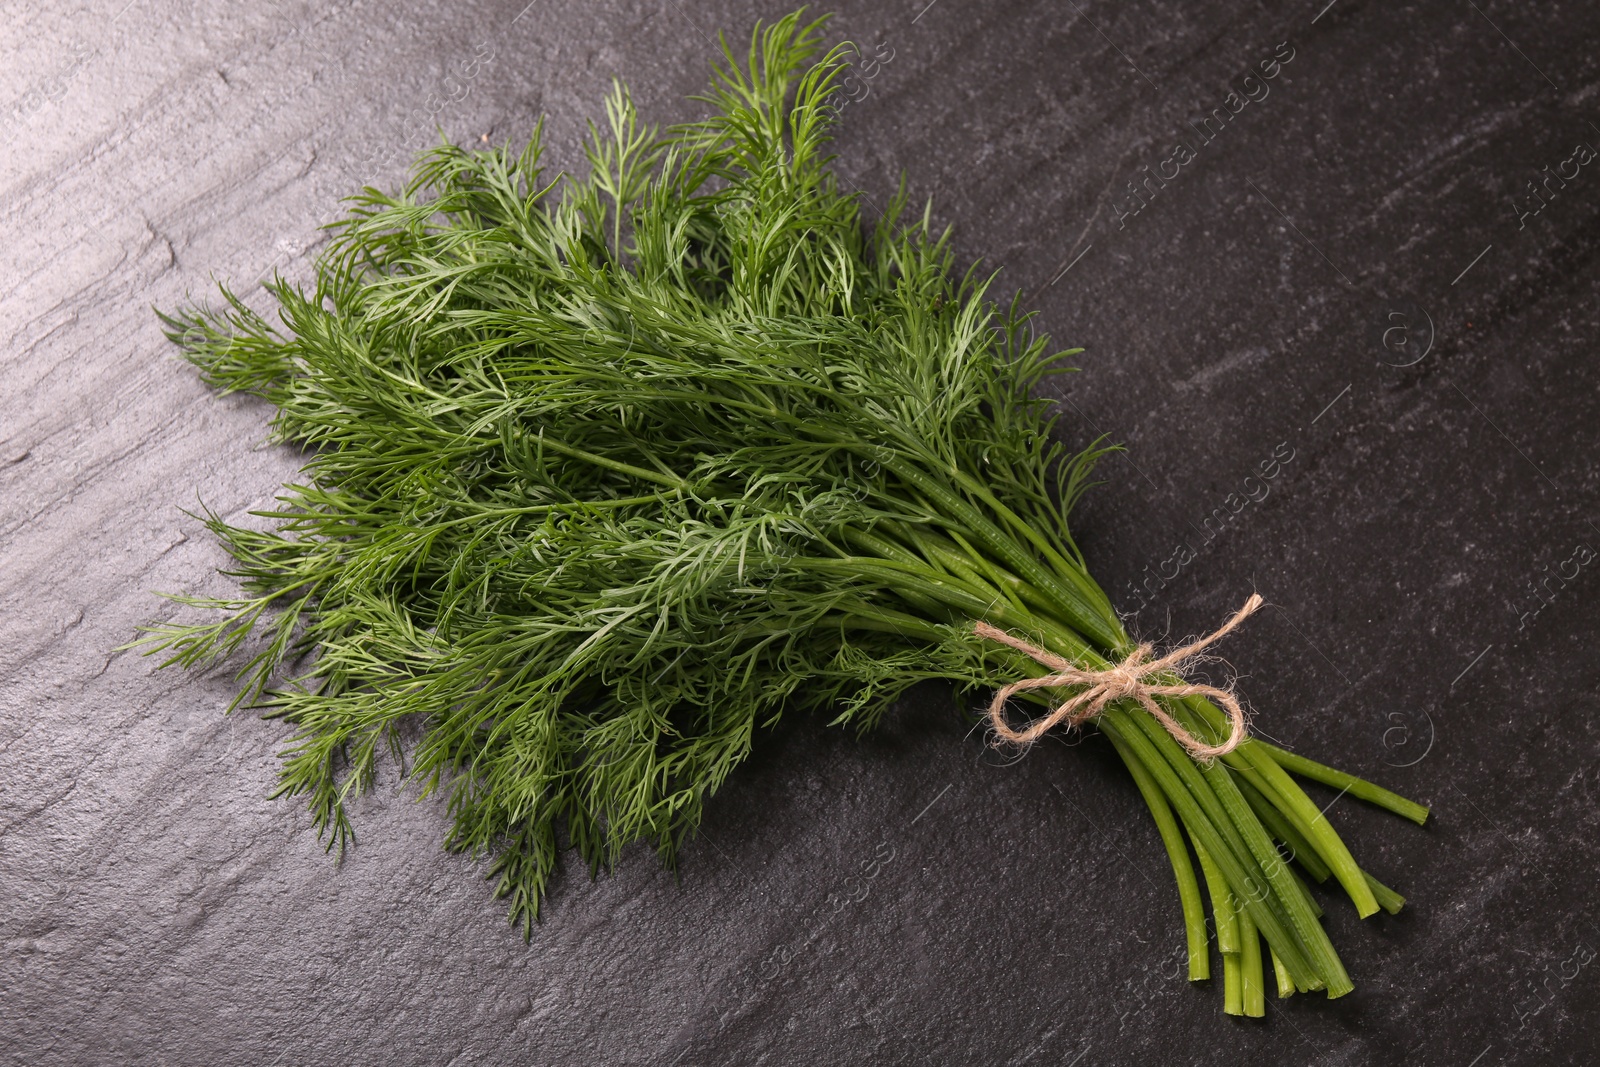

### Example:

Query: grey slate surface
xmin=3 ymin=1 xmax=1599 ymax=1064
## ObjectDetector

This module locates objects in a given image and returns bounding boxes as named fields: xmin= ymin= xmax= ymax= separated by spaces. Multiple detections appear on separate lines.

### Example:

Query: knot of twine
xmin=974 ymin=594 xmax=1264 ymax=761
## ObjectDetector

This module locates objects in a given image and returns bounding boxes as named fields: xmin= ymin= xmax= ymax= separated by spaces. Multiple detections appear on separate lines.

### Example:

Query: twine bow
xmin=974 ymin=594 xmax=1264 ymax=760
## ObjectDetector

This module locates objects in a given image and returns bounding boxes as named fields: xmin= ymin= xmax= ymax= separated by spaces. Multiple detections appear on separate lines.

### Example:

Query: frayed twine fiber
xmin=974 ymin=594 xmax=1263 ymax=760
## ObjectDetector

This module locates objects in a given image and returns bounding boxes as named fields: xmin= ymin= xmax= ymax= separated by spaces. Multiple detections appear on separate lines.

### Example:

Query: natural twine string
xmin=974 ymin=593 xmax=1264 ymax=761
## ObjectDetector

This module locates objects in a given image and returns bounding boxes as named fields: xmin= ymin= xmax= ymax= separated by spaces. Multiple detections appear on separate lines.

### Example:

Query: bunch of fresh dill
xmin=138 ymin=12 xmax=1426 ymax=1015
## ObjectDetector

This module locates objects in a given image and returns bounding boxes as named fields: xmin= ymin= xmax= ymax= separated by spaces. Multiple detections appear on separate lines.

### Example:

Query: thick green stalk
xmin=1238 ymin=907 xmax=1266 ymax=1018
xmin=1365 ymin=871 xmax=1406 ymax=915
xmin=1290 ymin=867 xmax=1325 ymax=920
xmin=1182 ymin=696 xmax=1381 ymax=919
xmin=1193 ymin=742 xmax=1353 ymax=998
xmin=1192 ymin=837 xmax=1239 ymax=954
xmin=1105 ymin=729 xmax=1209 ymax=981
xmin=1259 ymin=742 xmax=1431 ymax=825
xmin=1270 ymin=947 xmax=1295 ymax=999
xmin=941 ymin=465 xmax=1119 ymax=624
xmin=1230 ymin=769 xmax=1332 ymax=883
xmin=1195 ymin=838 xmax=1242 ymax=1014
xmin=1117 ymin=709 xmax=1325 ymax=982
xmin=837 ymin=528 xmax=966 ymax=621
xmin=869 ymin=450 xmax=1122 ymax=649
xmin=852 ymin=527 xmax=1408 ymax=1004
xmin=1222 ymin=950 xmax=1244 ymax=1016
xmin=1098 ymin=711 xmax=1320 ymax=990
xmin=1131 ymin=707 xmax=1354 ymax=995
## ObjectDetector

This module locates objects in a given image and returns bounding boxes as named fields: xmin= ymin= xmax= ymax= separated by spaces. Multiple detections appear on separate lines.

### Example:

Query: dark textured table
xmin=4 ymin=2 xmax=1598 ymax=1064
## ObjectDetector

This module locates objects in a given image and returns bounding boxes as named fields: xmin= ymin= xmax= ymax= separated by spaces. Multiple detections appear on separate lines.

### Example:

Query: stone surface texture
xmin=3 ymin=1 xmax=1598 ymax=1064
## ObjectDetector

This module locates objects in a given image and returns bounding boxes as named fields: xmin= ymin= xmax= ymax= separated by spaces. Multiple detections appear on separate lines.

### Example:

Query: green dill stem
xmin=897 ymin=524 xmax=1031 ymax=617
xmin=1238 ymin=907 xmax=1266 ymax=1018
xmin=1365 ymin=871 xmax=1406 ymax=915
xmin=1291 ymin=866 xmax=1325 ymax=920
xmin=939 ymin=464 xmax=1117 ymax=623
xmin=833 ymin=530 xmax=965 ymax=623
xmin=1118 ymin=709 xmax=1322 ymax=982
xmin=977 ymin=603 xmax=1321 ymax=1000
xmin=1147 ymin=709 xmax=1354 ymax=996
xmin=868 ymin=450 xmax=1121 ymax=649
xmin=532 ymin=434 xmax=691 ymax=490
xmin=1259 ymin=742 xmax=1431 ymax=826
xmin=826 ymin=557 xmax=1102 ymax=669
xmin=851 ymin=526 xmax=1372 ymax=997
xmin=876 ymin=519 xmax=1090 ymax=633
xmin=978 ymin=523 xmax=1413 ymax=989
xmin=1222 ymin=950 xmax=1244 ymax=1016
xmin=827 ymin=601 xmax=950 ymax=644
xmin=1097 ymin=711 xmax=1320 ymax=990
xmin=1235 ymin=739 xmax=1381 ymax=919
xmin=1182 ymin=696 xmax=1382 ymax=919
xmin=1191 ymin=741 xmax=1353 ymax=998
xmin=947 ymin=570 xmax=1336 ymax=992
xmin=430 ymin=493 xmax=675 ymax=527
xmin=1193 ymin=837 xmax=1239 ymax=955
xmin=1230 ymin=768 xmax=1332 ymax=883
xmin=1270 ymin=948 xmax=1295 ymax=999
xmin=1104 ymin=729 xmax=1209 ymax=982
xmin=815 ymin=558 xmax=1080 ymax=658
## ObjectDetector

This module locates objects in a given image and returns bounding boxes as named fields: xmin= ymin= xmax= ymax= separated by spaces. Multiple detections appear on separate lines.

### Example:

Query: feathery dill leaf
xmin=141 ymin=13 xmax=1103 ymax=930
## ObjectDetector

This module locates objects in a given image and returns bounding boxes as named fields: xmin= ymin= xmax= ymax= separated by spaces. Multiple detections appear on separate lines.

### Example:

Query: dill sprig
xmin=136 ymin=12 xmax=1426 ymax=1014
